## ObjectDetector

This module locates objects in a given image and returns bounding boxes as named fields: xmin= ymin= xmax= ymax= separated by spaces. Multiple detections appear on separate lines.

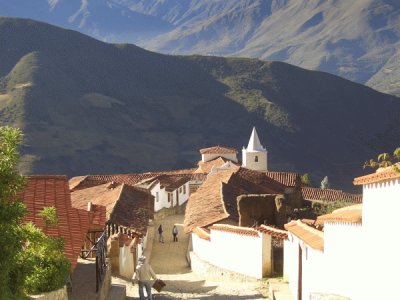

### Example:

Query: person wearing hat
xmin=132 ymin=256 xmax=158 ymax=300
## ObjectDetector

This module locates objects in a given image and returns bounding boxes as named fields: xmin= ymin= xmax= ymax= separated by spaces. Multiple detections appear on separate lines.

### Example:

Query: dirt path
xmin=117 ymin=213 xmax=268 ymax=299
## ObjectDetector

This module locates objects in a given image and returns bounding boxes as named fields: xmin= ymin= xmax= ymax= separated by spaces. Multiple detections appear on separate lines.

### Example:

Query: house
xmin=283 ymin=164 xmax=400 ymax=299
xmin=70 ymin=182 xmax=154 ymax=279
xmin=199 ymin=145 xmax=238 ymax=163
xmin=21 ymin=176 xmax=93 ymax=272
xmin=135 ymin=174 xmax=191 ymax=211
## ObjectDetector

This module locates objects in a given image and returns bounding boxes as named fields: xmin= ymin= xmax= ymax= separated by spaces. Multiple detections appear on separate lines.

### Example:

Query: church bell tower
xmin=242 ymin=127 xmax=268 ymax=171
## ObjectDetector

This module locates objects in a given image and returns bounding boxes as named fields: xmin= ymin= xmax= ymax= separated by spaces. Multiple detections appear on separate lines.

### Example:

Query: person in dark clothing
xmin=158 ymin=224 xmax=164 ymax=243
xmin=172 ymin=225 xmax=178 ymax=242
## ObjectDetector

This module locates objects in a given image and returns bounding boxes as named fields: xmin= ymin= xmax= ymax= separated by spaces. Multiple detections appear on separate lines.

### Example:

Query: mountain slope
xmin=0 ymin=17 xmax=399 ymax=192
xmin=1 ymin=0 xmax=398 ymax=96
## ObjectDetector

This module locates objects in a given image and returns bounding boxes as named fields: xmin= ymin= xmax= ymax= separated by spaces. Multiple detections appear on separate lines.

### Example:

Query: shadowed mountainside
xmin=0 ymin=17 xmax=399 ymax=191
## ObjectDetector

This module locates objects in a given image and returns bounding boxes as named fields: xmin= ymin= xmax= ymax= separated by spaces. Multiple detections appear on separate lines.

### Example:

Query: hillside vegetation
xmin=0 ymin=17 xmax=399 ymax=191
xmin=1 ymin=0 xmax=399 ymax=96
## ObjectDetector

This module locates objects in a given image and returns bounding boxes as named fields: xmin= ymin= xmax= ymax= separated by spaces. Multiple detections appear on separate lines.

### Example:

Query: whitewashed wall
xmin=151 ymin=182 xmax=190 ymax=211
xmin=119 ymin=243 xmax=135 ymax=278
xmin=284 ymin=234 xmax=300 ymax=300
xmin=241 ymin=149 xmax=268 ymax=171
xmin=361 ymin=179 xmax=400 ymax=299
xmin=191 ymin=229 xmax=270 ymax=278
xmin=202 ymin=153 xmax=238 ymax=163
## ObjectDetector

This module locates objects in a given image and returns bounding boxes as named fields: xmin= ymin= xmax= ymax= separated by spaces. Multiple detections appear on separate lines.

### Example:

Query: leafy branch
xmin=364 ymin=147 xmax=400 ymax=172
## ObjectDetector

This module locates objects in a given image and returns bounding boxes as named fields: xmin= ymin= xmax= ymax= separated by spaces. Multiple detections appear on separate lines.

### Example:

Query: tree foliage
xmin=320 ymin=176 xmax=330 ymax=189
xmin=364 ymin=147 xmax=400 ymax=172
xmin=0 ymin=126 xmax=70 ymax=299
xmin=301 ymin=173 xmax=312 ymax=186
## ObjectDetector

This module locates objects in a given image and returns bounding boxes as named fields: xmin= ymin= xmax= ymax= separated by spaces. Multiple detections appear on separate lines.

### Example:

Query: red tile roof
xmin=184 ymin=166 xmax=286 ymax=233
xmin=257 ymin=225 xmax=288 ymax=239
xmin=316 ymin=204 xmax=362 ymax=225
xmin=209 ymin=224 xmax=260 ymax=237
xmin=285 ymin=220 xmax=324 ymax=251
xmin=71 ymin=183 xmax=153 ymax=236
xmin=265 ymin=172 xmax=301 ymax=187
xmin=200 ymin=146 xmax=237 ymax=154
xmin=21 ymin=176 xmax=91 ymax=271
xmin=301 ymin=187 xmax=362 ymax=204
xmin=353 ymin=164 xmax=400 ymax=185
xmin=192 ymin=227 xmax=211 ymax=241
xmin=138 ymin=174 xmax=191 ymax=192
xmin=69 ymin=169 xmax=205 ymax=191
xmin=195 ymin=157 xmax=239 ymax=174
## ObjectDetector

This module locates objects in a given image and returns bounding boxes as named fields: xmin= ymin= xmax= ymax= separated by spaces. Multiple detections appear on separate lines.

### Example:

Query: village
xmin=9 ymin=125 xmax=398 ymax=300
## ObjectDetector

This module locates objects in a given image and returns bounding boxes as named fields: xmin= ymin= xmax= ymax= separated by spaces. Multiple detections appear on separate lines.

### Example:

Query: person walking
xmin=132 ymin=256 xmax=157 ymax=300
xmin=158 ymin=224 xmax=164 ymax=243
xmin=172 ymin=225 xmax=178 ymax=242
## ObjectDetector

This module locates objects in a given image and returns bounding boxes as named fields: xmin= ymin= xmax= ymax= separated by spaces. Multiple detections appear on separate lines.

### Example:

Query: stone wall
xmin=97 ymin=261 xmax=112 ymax=300
xmin=30 ymin=286 xmax=68 ymax=300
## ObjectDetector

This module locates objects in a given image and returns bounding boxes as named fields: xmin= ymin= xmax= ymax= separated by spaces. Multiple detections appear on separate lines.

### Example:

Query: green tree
xmin=364 ymin=147 xmax=400 ymax=172
xmin=301 ymin=173 xmax=312 ymax=186
xmin=0 ymin=127 xmax=70 ymax=299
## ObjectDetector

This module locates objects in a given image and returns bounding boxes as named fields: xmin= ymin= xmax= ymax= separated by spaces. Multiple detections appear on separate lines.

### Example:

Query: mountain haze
xmin=0 ymin=17 xmax=399 ymax=191
xmin=1 ymin=0 xmax=399 ymax=96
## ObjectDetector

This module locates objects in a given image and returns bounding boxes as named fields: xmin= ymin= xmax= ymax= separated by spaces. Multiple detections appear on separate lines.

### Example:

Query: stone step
xmin=107 ymin=284 xmax=126 ymax=300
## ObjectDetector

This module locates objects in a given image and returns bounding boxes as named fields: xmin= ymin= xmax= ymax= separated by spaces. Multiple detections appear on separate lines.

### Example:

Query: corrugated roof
xmin=21 ymin=176 xmax=91 ymax=271
xmin=200 ymin=146 xmax=238 ymax=154
xmin=285 ymin=220 xmax=324 ymax=251
xmin=301 ymin=187 xmax=362 ymax=204
xmin=353 ymin=164 xmax=400 ymax=185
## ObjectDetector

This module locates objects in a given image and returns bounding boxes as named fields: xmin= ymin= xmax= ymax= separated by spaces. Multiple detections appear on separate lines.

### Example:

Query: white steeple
xmin=247 ymin=127 xmax=266 ymax=151
xmin=242 ymin=127 xmax=268 ymax=171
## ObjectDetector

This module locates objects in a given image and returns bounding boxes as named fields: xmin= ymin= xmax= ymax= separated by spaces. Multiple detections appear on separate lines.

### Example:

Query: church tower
xmin=242 ymin=127 xmax=268 ymax=171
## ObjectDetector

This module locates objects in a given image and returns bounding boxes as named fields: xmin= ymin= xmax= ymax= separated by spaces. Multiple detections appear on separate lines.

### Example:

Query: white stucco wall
xmin=151 ymin=182 xmax=189 ymax=211
xmin=191 ymin=229 xmax=270 ymax=279
xmin=242 ymin=149 xmax=268 ymax=171
xmin=202 ymin=153 xmax=238 ymax=163
xmin=119 ymin=243 xmax=135 ymax=278
xmin=361 ymin=179 xmax=400 ymax=299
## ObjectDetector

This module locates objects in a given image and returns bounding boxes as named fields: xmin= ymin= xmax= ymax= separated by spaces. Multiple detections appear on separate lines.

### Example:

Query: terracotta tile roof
xmin=265 ymin=172 xmax=301 ymax=187
xmin=69 ymin=169 xmax=204 ymax=191
xmin=71 ymin=182 xmax=153 ymax=236
xmin=192 ymin=227 xmax=211 ymax=241
xmin=146 ymin=174 xmax=190 ymax=192
xmin=257 ymin=225 xmax=288 ymax=239
xmin=195 ymin=157 xmax=238 ymax=174
xmin=316 ymin=204 xmax=362 ymax=225
xmin=301 ymin=187 xmax=362 ymax=204
xmin=184 ymin=166 xmax=286 ymax=233
xmin=209 ymin=224 xmax=260 ymax=238
xmin=285 ymin=220 xmax=324 ymax=251
xmin=21 ymin=176 xmax=91 ymax=271
xmin=354 ymin=164 xmax=400 ymax=185
xmin=200 ymin=146 xmax=238 ymax=154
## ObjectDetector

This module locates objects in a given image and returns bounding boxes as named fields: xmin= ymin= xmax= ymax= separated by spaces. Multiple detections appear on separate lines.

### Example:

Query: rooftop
xmin=285 ymin=220 xmax=324 ymax=251
xmin=301 ymin=186 xmax=362 ymax=204
xmin=200 ymin=145 xmax=238 ymax=154
xmin=354 ymin=164 xmax=400 ymax=185
xmin=316 ymin=204 xmax=362 ymax=225
xmin=21 ymin=175 xmax=91 ymax=271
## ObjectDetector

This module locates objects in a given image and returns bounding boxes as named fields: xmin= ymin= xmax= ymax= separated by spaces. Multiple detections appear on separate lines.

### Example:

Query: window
xmin=183 ymin=184 xmax=186 ymax=194
xmin=255 ymin=155 xmax=258 ymax=162
xmin=168 ymin=193 xmax=173 ymax=202
xmin=179 ymin=187 xmax=182 ymax=193
xmin=156 ymin=192 xmax=159 ymax=202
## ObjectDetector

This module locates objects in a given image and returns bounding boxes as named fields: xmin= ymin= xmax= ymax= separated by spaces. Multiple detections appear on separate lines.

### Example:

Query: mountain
xmin=1 ymin=0 xmax=399 ymax=96
xmin=0 ymin=17 xmax=399 ymax=192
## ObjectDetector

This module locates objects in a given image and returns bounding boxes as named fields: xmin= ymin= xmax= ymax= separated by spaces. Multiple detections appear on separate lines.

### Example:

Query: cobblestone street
xmin=113 ymin=213 xmax=268 ymax=299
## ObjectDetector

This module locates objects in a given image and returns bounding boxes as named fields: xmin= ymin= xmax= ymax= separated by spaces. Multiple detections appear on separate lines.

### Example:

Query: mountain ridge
xmin=0 ymin=17 xmax=399 ymax=192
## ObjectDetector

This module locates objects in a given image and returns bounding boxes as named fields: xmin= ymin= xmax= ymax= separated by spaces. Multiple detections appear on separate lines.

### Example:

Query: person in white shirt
xmin=132 ymin=256 xmax=157 ymax=300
